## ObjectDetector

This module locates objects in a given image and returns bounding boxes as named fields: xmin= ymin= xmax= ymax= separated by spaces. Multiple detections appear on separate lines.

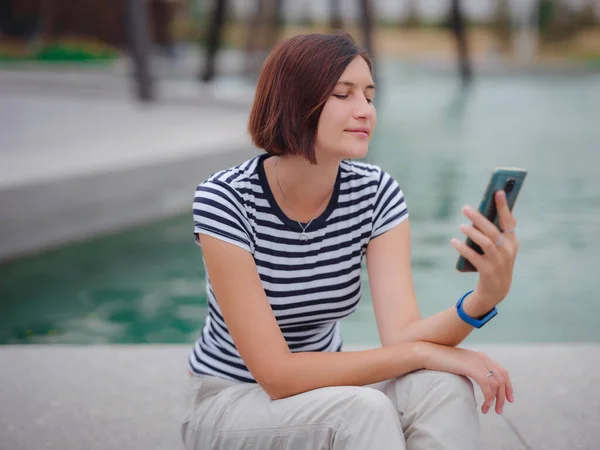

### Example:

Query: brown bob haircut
xmin=248 ymin=32 xmax=373 ymax=164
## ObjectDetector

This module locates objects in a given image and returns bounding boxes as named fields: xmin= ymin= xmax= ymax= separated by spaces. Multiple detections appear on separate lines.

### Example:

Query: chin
xmin=318 ymin=143 xmax=369 ymax=163
xmin=342 ymin=144 xmax=369 ymax=160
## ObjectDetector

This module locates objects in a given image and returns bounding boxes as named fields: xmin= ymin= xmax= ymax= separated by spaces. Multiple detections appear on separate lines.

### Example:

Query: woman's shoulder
xmin=195 ymin=155 xmax=262 ymax=202
xmin=193 ymin=157 xmax=259 ymax=252
xmin=202 ymin=155 xmax=261 ymax=187
xmin=340 ymin=159 xmax=396 ymax=187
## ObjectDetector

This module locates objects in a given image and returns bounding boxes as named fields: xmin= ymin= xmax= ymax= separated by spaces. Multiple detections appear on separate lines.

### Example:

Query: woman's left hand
xmin=451 ymin=190 xmax=519 ymax=309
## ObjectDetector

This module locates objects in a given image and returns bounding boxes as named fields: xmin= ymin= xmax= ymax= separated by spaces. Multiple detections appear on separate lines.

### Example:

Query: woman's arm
xmin=198 ymin=233 xmax=425 ymax=400
xmin=366 ymin=219 xmax=483 ymax=347
xmin=200 ymin=232 xmax=513 ymax=414
xmin=366 ymin=219 xmax=473 ymax=347
xmin=366 ymin=191 xmax=519 ymax=348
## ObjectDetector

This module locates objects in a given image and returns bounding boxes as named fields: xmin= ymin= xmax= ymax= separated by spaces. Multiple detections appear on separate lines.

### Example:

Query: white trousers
xmin=181 ymin=369 xmax=479 ymax=450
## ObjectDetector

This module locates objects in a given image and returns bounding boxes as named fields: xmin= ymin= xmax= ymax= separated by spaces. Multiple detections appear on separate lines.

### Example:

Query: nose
xmin=353 ymin=95 xmax=375 ymax=120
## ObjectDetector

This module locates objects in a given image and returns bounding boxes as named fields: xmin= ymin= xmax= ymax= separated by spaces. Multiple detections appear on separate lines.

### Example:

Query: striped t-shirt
xmin=189 ymin=153 xmax=408 ymax=382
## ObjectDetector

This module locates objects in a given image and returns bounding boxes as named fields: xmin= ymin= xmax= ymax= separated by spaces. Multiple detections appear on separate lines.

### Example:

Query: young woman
xmin=182 ymin=32 xmax=518 ymax=450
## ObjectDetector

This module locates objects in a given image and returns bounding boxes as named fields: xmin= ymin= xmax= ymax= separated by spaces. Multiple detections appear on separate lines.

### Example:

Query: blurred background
xmin=1 ymin=0 xmax=599 ymax=347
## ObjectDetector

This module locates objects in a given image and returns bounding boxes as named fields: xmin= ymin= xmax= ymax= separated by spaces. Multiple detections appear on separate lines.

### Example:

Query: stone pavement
xmin=1 ymin=344 xmax=598 ymax=450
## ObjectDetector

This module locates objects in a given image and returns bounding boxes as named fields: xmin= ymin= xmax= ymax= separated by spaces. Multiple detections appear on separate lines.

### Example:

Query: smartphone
xmin=456 ymin=167 xmax=527 ymax=272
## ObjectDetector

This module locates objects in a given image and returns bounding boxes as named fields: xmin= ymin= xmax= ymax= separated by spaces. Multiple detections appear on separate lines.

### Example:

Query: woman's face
xmin=315 ymin=56 xmax=377 ymax=163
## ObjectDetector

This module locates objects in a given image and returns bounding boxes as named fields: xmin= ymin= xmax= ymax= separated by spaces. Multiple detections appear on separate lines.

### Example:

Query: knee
xmin=331 ymin=387 xmax=405 ymax=448
xmin=430 ymin=371 xmax=475 ymax=398
xmin=337 ymin=386 xmax=399 ymax=424
xmin=400 ymin=371 xmax=479 ymax=449
xmin=409 ymin=370 xmax=476 ymax=407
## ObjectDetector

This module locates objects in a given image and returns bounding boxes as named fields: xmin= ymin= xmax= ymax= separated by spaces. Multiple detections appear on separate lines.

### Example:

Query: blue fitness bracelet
xmin=456 ymin=290 xmax=498 ymax=329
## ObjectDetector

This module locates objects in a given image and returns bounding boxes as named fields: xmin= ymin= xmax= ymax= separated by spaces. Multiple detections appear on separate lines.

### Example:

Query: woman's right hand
xmin=417 ymin=342 xmax=514 ymax=415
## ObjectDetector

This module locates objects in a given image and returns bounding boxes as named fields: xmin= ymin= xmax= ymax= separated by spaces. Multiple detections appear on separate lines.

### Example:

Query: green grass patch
xmin=0 ymin=39 xmax=119 ymax=63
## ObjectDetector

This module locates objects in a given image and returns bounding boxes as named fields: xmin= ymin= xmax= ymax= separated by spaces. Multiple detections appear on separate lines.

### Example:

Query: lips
xmin=345 ymin=127 xmax=371 ymax=137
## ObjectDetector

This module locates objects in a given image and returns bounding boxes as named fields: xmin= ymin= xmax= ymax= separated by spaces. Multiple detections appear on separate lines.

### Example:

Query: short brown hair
xmin=248 ymin=32 xmax=373 ymax=164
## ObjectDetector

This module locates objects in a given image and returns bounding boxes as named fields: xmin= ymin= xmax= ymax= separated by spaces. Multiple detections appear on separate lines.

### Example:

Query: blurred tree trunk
xmin=242 ymin=0 xmax=282 ymax=76
xmin=126 ymin=0 xmax=154 ymax=101
xmin=200 ymin=0 xmax=227 ymax=82
xmin=359 ymin=0 xmax=374 ymax=57
xmin=449 ymin=0 xmax=472 ymax=86
xmin=491 ymin=0 xmax=512 ymax=53
xmin=403 ymin=0 xmax=419 ymax=28
xmin=330 ymin=0 xmax=343 ymax=30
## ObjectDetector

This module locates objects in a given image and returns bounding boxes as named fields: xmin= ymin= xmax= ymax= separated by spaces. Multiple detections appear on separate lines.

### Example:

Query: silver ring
xmin=495 ymin=235 xmax=504 ymax=246
xmin=504 ymin=228 xmax=516 ymax=234
xmin=486 ymin=370 xmax=495 ymax=378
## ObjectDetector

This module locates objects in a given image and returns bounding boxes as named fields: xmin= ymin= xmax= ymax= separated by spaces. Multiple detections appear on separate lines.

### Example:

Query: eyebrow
xmin=336 ymin=81 xmax=376 ymax=90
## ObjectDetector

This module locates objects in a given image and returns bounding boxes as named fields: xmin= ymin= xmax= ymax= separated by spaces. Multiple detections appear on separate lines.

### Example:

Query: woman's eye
xmin=333 ymin=94 xmax=348 ymax=99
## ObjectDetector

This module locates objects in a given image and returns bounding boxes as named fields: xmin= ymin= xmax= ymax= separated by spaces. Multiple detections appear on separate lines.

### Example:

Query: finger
xmin=483 ymin=376 xmax=499 ymax=414
xmin=495 ymin=190 xmax=517 ymax=234
xmin=451 ymin=238 xmax=484 ymax=270
xmin=506 ymin=372 xmax=515 ymax=403
xmin=459 ymin=224 xmax=499 ymax=257
xmin=462 ymin=205 xmax=502 ymax=242
xmin=491 ymin=369 xmax=506 ymax=415
xmin=473 ymin=374 xmax=495 ymax=414
xmin=491 ymin=362 xmax=515 ymax=403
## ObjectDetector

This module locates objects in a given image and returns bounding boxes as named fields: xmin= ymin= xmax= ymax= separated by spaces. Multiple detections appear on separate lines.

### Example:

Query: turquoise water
xmin=2 ymin=64 xmax=600 ymax=345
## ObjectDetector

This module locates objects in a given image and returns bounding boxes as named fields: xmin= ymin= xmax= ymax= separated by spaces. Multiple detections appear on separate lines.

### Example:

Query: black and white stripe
xmin=189 ymin=154 xmax=408 ymax=382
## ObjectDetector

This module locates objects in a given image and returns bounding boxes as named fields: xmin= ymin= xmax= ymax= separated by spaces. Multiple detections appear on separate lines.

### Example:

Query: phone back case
xmin=456 ymin=167 xmax=527 ymax=272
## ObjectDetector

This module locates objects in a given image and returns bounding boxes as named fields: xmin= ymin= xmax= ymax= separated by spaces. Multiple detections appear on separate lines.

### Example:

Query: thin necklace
xmin=274 ymin=156 xmax=333 ymax=242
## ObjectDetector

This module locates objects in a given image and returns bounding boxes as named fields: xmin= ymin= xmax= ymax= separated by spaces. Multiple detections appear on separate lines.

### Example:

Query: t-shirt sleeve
xmin=192 ymin=180 xmax=254 ymax=253
xmin=371 ymin=170 xmax=409 ymax=239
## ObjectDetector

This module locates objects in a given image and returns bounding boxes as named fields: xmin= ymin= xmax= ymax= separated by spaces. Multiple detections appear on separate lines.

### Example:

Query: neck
xmin=268 ymin=154 xmax=339 ymax=222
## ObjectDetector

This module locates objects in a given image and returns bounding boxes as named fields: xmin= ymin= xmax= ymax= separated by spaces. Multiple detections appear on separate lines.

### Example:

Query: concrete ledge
xmin=0 ymin=146 xmax=257 ymax=263
xmin=1 ymin=344 xmax=598 ymax=449
xmin=0 ymin=87 xmax=257 ymax=263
